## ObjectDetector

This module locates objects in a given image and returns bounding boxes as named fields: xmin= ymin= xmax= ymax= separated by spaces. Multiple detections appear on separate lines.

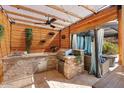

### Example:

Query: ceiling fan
xmin=34 ymin=17 xmax=57 ymax=28
xmin=10 ymin=20 xmax=16 ymax=24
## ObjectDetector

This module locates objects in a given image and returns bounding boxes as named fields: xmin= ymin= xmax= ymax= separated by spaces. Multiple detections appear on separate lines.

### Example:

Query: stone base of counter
xmin=64 ymin=63 xmax=84 ymax=79
xmin=2 ymin=55 xmax=58 ymax=82
xmin=1 ymin=75 xmax=33 ymax=88
xmin=64 ymin=56 xmax=84 ymax=79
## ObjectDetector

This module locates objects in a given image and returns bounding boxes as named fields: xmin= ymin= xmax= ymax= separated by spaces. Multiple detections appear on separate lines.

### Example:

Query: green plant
xmin=103 ymin=41 xmax=118 ymax=55
xmin=25 ymin=28 xmax=33 ymax=53
xmin=73 ymin=50 xmax=82 ymax=64
xmin=0 ymin=25 xmax=4 ymax=41
xmin=50 ymin=45 xmax=58 ymax=52
xmin=76 ymin=56 xmax=82 ymax=64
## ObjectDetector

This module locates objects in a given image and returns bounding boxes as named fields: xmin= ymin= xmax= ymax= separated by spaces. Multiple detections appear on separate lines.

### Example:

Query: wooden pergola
xmin=0 ymin=5 xmax=124 ymax=82
xmin=1 ymin=5 xmax=110 ymax=30
xmin=1 ymin=6 xmax=124 ymax=64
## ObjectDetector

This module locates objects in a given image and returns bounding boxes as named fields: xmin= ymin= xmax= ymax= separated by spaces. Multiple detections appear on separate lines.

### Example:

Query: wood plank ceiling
xmin=1 ymin=5 xmax=110 ymax=31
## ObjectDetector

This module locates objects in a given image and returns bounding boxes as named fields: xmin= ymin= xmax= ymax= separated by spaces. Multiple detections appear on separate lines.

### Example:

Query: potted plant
xmin=50 ymin=45 xmax=58 ymax=52
xmin=25 ymin=28 xmax=33 ymax=53
xmin=103 ymin=41 xmax=118 ymax=67
xmin=0 ymin=25 xmax=4 ymax=41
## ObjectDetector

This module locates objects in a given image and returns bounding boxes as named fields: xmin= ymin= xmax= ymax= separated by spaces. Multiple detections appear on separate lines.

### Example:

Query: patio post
xmin=94 ymin=29 xmax=101 ymax=78
xmin=118 ymin=5 xmax=124 ymax=65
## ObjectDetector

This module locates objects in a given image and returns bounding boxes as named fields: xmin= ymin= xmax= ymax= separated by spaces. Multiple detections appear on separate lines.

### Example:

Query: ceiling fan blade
xmin=34 ymin=22 xmax=46 ymax=25
xmin=50 ymin=25 xmax=56 ymax=28
xmin=49 ymin=18 xmax=56 ymax=23
xmin=10 ymin=21 xmax=16 ymax=24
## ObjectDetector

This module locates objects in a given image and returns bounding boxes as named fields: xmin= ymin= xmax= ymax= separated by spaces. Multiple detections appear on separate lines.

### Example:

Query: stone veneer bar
xmin=2 ymin=53 xmax=57 ymax=82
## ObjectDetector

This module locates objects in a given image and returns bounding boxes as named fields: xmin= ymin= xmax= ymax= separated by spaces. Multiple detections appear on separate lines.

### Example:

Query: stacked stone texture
xmin=3 ymin=55 xmax=57 ymax=82
xmin=64 ymin=56 xmax=84 ymax=79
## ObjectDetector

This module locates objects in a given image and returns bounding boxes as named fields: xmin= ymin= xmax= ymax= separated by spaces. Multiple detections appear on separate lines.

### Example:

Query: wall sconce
xmin=40 ymin=39 xmax=46 ymax=44
xmin=61 ymin=35 xmax=66 ymax=39
xmin=48 ymin=32 xmax=55 ymax=36
xmin=47 ymin=32 xmax=55 ymax=39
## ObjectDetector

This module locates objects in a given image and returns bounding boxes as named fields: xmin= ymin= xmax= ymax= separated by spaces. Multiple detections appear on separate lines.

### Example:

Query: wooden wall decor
xmin=60 ymin=27 xmax=70 ymax=49
xmin=45 ymin=33 xmax=60 ymax=52
xmin=61 ymin=35 xmax=66 ymax=39
xmin=48 ymin=32 xmax=55 ymax=36
xmin=40 ymin=39 xmax=46 ymax=44
xmin=11 ymin=23 xmax=60 ymax=53
xmin=48 ymin=32 xmax=55 ymax=39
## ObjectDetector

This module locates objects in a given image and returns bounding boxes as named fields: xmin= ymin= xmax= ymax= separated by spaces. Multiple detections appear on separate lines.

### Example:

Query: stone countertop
xmin=64 ymin=55 xmax=76 ymax=59
xmin=101 ymin=54 xmax=118 ymax=58
xmin=2 ymin=52 xmax=57 ymax=60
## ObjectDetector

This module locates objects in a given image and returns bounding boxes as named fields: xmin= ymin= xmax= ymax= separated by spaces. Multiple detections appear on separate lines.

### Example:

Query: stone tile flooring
xmin=0 ymin=75 xmax=33 ymax=88
xmin=0 ymin=70 xmax=99 ymax=88
xmin=33 ymin=70 xmax=99 ymax=88
xmin=109 ymin=63 xmax=119 ymax=71
xmin=1 ymin=63 xmax=119 ymax=88
xmin=0 ymin=62 xmax=119 ymax=88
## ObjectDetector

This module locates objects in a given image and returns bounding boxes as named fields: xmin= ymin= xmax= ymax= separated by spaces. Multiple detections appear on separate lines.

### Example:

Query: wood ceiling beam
xmin=14 ymin=23 xmax=59 ymax=31
xmin=97 ymin=5 xmax=108 ymax=11
xmin=62 ymin=6 xmax=117 ymax=34
xmin=5 ymin=10 xmax=67 ymax=27
xmin=46 ymin=5 xmax=82 ymax=19
xmin=79 ymin=5 xmax=97 ymax=14
xmin=12 ymin=18 xmax=64 ymax=29
xmin=15 ymin=21 xmax=61 ymax=30
xmin=10 ymin=5 xmax=72 ymax=23
xmin=5 ymin=10 xmax=46 ymax=21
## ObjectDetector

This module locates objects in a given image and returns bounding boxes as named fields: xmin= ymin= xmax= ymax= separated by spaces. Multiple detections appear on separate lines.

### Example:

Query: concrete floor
xmin=32 ymin=70 xmax=99 ymax=88
xmin=0 ymin=70 xmax=99 ymax=88
xmin=0 ymin=63 xmax=119 ymax=88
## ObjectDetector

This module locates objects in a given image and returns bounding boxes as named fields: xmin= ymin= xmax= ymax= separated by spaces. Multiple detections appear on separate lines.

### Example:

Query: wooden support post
xmin=59 ymin=30 xmax=61 ymax=48
xmin=0 ymin=60 xmax=3 ymax=83
xmin=68 ymin=26 xmax=71 ymax=48
xmin=118 ymin=5 xmax=124 ymax=65
xmin=94 ymin=29 xmax=101 ymax=78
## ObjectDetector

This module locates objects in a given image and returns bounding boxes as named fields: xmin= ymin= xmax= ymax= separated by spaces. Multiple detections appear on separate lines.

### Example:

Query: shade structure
xmin=1 ymin=5 xmax=110 ymax=30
